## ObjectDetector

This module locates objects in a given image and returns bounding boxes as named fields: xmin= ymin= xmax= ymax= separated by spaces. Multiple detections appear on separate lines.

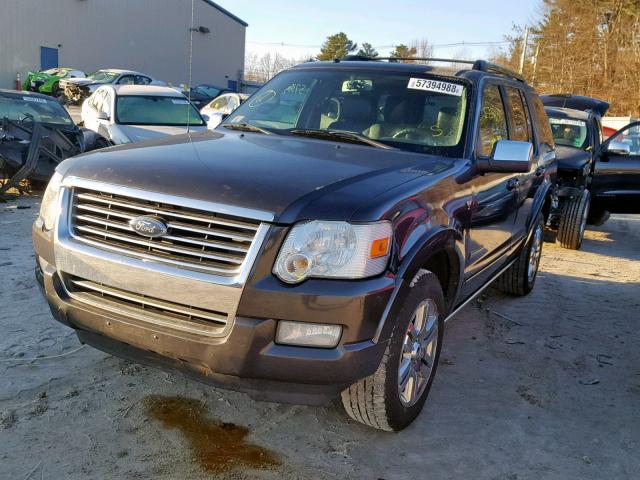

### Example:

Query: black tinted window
xmin=478 ymin=84 xmax=508 ymax=157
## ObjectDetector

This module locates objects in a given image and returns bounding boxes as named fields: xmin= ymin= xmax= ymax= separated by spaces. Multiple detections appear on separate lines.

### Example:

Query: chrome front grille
xmin=64 ymin=275 xmax=228 ymax=336
xmin=69 ymin=187 xmax=262 ymax=275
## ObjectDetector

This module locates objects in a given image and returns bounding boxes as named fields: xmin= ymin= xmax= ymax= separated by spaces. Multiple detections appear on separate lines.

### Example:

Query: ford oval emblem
xmin=129 ymin=216 xmax=168 ymax=238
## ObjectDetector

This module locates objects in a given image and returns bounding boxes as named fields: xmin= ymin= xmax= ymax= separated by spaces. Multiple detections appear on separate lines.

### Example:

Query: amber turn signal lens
xmin=370 ymin=237 xmax=390 ymax=258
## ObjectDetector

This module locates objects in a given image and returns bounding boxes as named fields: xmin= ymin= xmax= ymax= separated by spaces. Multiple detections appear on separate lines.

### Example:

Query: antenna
xmin=187 ymin=0 xmax=195 ymax=134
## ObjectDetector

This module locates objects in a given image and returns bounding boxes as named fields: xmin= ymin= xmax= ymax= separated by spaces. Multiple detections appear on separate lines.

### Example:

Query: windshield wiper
xmin=289 ymin=129 xmax=394 ymax=149
xmin=222 ymin=123 xmax=272 ymax=135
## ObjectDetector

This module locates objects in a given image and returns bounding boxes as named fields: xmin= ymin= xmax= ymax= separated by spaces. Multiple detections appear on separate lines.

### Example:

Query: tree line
xmin=493 ymin=0 xmax=640 ymax=116
xmin=244 ymin=33 xmax=433 ymax=83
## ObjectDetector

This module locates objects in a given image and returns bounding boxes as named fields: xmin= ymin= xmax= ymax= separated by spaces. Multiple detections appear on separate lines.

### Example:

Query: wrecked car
xmin=542 ymin=94 xmax=640 ymax=249
xmin=34 ymin=58 xmax=555 ymax=431
xmin=22 ymin=67 xmax=86 ymax=97
xmin=61 ymin=69 xmax=164 ymax=105
xmin=0 ymin=89 xmax=93 ymax=196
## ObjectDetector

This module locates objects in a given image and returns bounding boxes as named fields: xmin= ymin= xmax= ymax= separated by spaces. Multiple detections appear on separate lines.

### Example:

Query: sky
xmin=214 ymin=0 xmax=540 ymax=60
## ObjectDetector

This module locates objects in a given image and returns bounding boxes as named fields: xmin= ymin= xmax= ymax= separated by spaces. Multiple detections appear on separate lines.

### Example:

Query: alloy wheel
xmin=398 ymin=299 xmax=439 ymax=407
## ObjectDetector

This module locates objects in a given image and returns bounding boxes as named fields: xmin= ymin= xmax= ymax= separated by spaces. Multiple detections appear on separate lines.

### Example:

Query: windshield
xmin=88 ymin=71 xmax=119 ymax=83
xmin=115 ymin=95 xmax=205 ymax=126
xmin=194 ymin=85 xmax=222 ymax=97
xmin=549 ymin=116 xmax=588 ymax=149
xmin=223 ymin=68 xmax=469 ymax=155
xmin=0 ymin=95 xmax=74 ymax=126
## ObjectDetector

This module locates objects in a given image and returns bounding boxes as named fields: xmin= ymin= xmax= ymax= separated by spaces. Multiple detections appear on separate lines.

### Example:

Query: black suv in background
xmin=33 ymin=58 xmax=555 ymax=431
xmin=543 ymin=94 xmax=640 ymax=249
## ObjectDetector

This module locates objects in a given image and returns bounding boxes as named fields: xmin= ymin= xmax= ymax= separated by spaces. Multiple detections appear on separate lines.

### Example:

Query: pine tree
xmin=390 ymin=44 xmax=417 ymax=62
xmin=357 ymin=42 xmax=379 ymax=58
xmin=317 ymin=33 xmax=358 ymax=61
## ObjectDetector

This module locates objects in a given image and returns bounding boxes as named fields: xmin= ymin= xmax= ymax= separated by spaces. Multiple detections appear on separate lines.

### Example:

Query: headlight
xmin=273 ymin=221 xmax=392 ymax=283
xmin=39 ymin=172 xmax=63 ymax=230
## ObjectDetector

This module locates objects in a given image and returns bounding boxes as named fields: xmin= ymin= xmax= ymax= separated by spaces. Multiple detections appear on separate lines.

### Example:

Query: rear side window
xmin=478 ymin=84 xmax=508 ymax=157
xmin=531 ymin=95 xmax=554 ymax=148
xmin=505 ymin=87 xmax=532 ymax=142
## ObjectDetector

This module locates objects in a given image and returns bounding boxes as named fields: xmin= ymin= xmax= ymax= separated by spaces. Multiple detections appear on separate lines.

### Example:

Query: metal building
xmin=0 ymin=0 xmax=247 ymax=90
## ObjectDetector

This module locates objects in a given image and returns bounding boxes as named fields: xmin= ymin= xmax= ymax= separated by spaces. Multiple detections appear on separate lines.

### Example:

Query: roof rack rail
xmin=340 ymin=56 xmax=526 ymax=82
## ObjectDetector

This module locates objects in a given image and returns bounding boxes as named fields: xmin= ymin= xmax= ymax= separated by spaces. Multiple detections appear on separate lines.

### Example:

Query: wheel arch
xmin=374 ymin=227 xmax=464 ymax=344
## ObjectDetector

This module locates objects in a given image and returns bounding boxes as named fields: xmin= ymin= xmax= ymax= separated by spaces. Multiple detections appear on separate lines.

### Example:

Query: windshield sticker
xmin=407 ymin=78 xmax=464 ymax=96
xmin=549 ymin=118 xmax=585 ymax=127
xmin=23 ymin=96 xmax=48 ymax=104
xmin=171 ymin=99 xmax=189 ymax=105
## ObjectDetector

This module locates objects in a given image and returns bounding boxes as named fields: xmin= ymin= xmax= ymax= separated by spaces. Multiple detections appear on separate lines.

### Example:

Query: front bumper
xmin=33 ymin=205 xmax=393 ymax=404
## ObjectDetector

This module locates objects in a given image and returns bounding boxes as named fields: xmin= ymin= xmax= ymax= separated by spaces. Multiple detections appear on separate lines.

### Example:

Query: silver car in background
xmin=61 ymin=69 xmax=165 ymax=105
xmin=81 ymin=85 xmax=208 ymax=147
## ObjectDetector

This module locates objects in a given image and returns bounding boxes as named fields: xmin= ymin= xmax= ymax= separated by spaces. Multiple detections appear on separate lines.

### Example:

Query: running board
xmin=443 ymin=257 xmax=517 ymax=323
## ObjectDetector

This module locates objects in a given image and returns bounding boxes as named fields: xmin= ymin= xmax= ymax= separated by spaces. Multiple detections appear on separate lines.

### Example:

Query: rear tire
xmin=496 ymin=213 xmax=544 ymax=296
xmin=341 ymin=270 xmax=445 ymax=431
xmin=557 ymin=190 xmax=590 ymax=250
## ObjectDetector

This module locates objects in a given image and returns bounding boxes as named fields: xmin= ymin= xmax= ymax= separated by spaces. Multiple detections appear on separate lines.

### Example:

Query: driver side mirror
xmin=96 ymin=111 xmax=109 ymax=121
xmin=477 ymin=140 xmax=533 ymax=173
xmin=606 ymin=140 xmax=631 ymax=156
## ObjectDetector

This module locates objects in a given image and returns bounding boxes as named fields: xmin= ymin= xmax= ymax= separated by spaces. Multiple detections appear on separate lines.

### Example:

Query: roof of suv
xmin=290 ymin=59 xmax=532 ymax=87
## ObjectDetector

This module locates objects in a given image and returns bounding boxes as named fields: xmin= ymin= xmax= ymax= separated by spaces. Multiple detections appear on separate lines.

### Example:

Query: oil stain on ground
xmin=144 ymin=395 xmax=280 ymax=474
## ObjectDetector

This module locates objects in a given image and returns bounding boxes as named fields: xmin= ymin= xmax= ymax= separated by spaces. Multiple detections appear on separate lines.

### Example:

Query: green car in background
xmin=22 ymin=68 xmax=86 ymax=97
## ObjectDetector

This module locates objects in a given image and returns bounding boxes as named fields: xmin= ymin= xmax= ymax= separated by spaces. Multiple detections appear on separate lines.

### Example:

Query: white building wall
xmin=0 ymin=0 xmax=246 ymax=89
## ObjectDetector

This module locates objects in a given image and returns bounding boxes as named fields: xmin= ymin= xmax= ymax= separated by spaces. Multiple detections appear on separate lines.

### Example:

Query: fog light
xmin=276 ymin=321 xmax=342 ymax=348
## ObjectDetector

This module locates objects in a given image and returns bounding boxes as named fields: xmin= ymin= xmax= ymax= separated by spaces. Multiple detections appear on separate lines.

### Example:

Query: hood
xmin=116 ymin=124 xmax=208 ymax=143
xmin=58 ymin=131 xmax=453 ymax=223
xmin=62 ymin=77 xmax=102 ymax=87
xmin=554 ymin=145 xmax=592 ymax=171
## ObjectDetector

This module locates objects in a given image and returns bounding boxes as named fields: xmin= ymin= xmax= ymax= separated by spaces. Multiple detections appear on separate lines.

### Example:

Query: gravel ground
xmin=1 ymin=195 xmax=639 ymax=479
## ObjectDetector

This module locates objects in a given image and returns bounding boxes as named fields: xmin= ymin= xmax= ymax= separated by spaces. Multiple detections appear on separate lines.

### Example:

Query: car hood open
xmin=541 ymin=95 xmax=610 ymax=117
xmin=58 ymin=131 xmax=453 ymax=223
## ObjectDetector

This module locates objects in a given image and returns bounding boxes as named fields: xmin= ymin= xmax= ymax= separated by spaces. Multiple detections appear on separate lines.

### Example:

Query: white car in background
xmin=199 ymin=92 xmax=249 ymax=128
xmin=81 ymin=85 xmax=208 ymax=147
xmin=61 ymin=69 xmax=165 ymax=104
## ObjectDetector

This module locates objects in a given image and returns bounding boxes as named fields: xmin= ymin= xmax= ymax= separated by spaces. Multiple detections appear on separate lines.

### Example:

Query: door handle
xmin=507 ymin=178 xmax=520 ymax=191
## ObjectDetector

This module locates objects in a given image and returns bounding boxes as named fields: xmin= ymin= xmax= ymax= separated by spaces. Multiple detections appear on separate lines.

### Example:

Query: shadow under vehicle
xmin=542 ymin=94 xmax=640 ymax=249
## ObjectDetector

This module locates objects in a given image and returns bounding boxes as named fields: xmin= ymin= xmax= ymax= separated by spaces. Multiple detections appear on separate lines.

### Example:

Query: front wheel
xmin=496 ymin=213 xmax=544 ymax=296
xmin=341 ymin=270 xmax=445 ymax=431
xmin=557 ymin=190 xmax=590 ymax=250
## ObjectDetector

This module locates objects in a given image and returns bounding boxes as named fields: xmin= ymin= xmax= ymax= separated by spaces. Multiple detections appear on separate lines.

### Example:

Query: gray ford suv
xmin=33 ymin=58 xmax=556 ymax=431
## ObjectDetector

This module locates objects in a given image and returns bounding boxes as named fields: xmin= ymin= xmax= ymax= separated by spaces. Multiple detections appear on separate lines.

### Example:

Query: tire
xmin=557 ymin=190 xmax=590 ymax=250
xmin=496 ymin=213 xmax=544 ymax=296
xmin=341 ymin=270 xmax=445 ymax=431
